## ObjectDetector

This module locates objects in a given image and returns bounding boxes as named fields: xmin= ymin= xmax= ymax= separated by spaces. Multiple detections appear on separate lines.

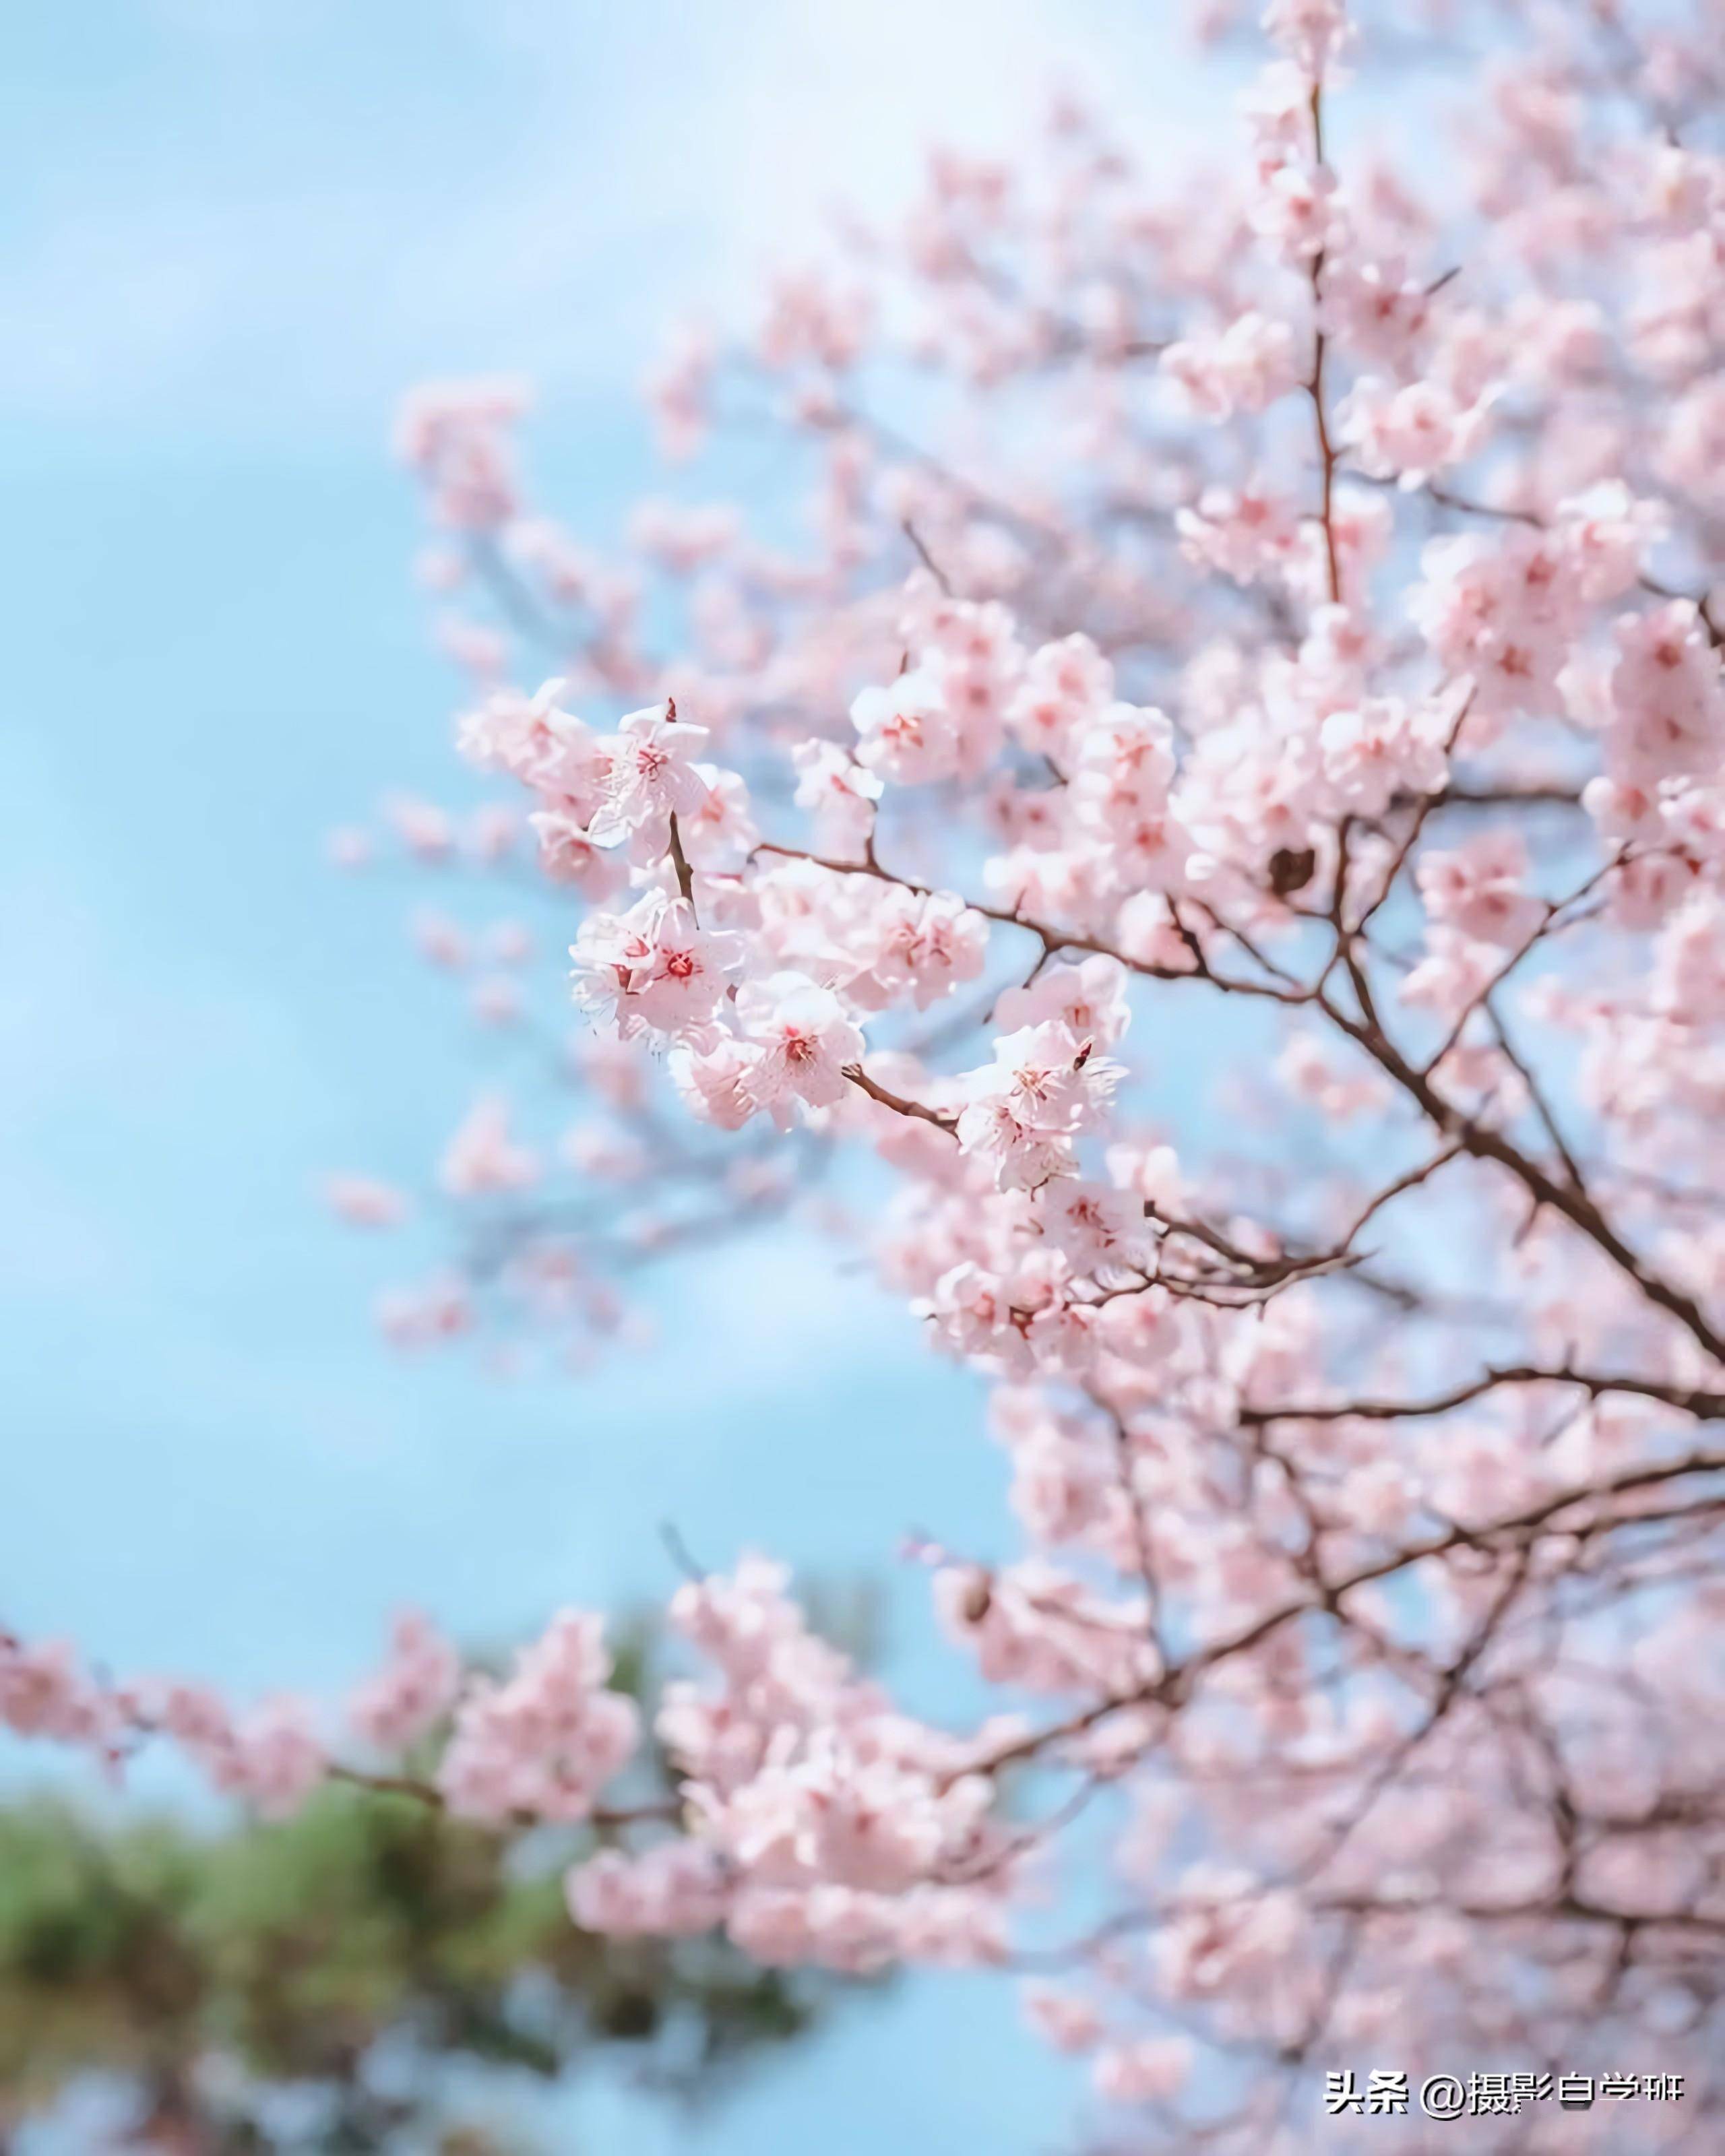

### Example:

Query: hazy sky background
xmin=2 ymin=3 xmax=1229 ymax=2147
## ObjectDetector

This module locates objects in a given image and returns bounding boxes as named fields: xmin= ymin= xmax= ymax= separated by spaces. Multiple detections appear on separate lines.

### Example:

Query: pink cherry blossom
xmin=1416 ymin=831 xmax=1544 ymax=947
xmin=859 ymin=887 xmax=990 ymax=1010
xmin=850 ymin=668 xmax=961 ymax=785
xmin=323 ymin=1174 xmax=410 ymax=1228
xmin=437 ymin=1610 xmax=640 ymax=1825
xmin=570 ymin=893 xmax=746 ymax=1041
xmin=439 ymin=1093 xmax=538 ymax=1196
xmin=791 ymin=740 xmax=884 ymax=855
xmin=587 ymin=701 xmax=714 ymax=842
xmin=736 ymin=972 xmax=867 ymax=1115
xmin=347 ymin=1609 xmax=462 ymax=1752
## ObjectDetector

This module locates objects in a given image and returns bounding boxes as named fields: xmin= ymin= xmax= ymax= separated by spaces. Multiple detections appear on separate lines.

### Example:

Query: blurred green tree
xmin=0 ymin=1781 xmax=818 ymax=2153
xmin=0 ymin=1599 xmax=883 ymax=2151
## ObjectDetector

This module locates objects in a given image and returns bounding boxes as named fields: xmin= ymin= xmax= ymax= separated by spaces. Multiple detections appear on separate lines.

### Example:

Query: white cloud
xmin=5 ymin=0 xmax=1214 ymax=431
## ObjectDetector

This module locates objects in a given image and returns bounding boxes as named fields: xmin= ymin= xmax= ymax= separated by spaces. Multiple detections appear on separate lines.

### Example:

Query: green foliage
xmin=0 ymin=1785 xmax=817 ymax=2150
xmin=0 ymin=1594 xmax=883 ymax=2145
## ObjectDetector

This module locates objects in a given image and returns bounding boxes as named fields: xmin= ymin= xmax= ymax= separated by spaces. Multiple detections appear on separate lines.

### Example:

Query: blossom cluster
xmin=569 ymin=1557 xmax=1022 ymax=1970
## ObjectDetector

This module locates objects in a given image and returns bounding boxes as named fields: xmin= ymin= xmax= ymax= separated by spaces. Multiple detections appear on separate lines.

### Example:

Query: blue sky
xmin=1 ymin=3 xmax=1215 ymax=2147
